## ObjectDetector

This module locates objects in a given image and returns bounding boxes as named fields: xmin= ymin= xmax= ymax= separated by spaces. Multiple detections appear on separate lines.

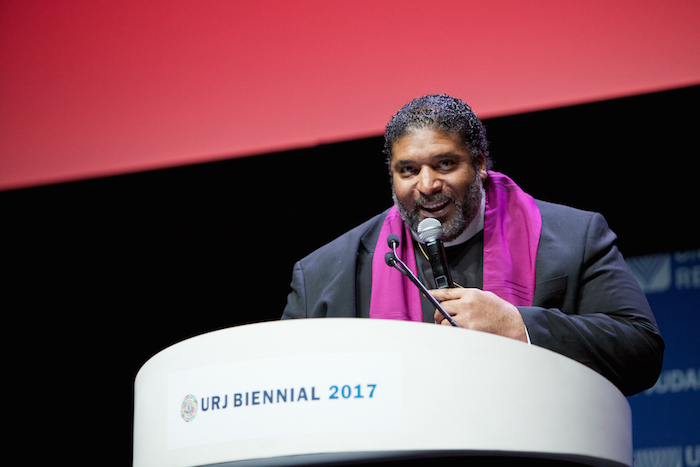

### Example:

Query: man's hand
xmin=430 ymin=288 xmax=528 ymax=343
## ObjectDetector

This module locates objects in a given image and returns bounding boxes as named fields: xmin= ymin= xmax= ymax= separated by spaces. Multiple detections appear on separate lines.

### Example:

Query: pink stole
xmin=368 ymin=207 xmax=423 ymax=321
xmin=369 ymin=171 xmax=541 ymax=320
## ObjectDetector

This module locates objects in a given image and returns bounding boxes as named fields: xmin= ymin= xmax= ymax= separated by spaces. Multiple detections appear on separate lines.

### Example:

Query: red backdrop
xmin=2 ymin=0 xmax=699 ymax=191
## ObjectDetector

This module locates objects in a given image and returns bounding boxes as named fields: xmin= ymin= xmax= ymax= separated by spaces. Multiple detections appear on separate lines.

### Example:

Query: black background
xmin=2 ymin=85 xmax=697 ymax=465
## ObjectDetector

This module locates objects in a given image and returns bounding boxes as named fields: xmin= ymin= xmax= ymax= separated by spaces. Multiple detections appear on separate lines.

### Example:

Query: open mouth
xmin=418 ymin=198 xmax=451 ymax=216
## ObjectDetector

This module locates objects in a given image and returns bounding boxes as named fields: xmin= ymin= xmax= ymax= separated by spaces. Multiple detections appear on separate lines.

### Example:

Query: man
xmin=282 ymin=94 xmax=663 ymax=397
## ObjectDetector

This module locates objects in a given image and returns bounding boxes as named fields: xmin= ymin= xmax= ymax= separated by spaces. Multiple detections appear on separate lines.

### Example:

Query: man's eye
xmin=437 ymin=160 xmax=454 ymax=169
xmin=400 ymin=166 xmax=417 ymax=175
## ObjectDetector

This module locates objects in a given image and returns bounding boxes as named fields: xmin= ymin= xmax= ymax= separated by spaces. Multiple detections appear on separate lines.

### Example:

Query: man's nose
xmin=417 ymin=168 xmax=442 ymax=195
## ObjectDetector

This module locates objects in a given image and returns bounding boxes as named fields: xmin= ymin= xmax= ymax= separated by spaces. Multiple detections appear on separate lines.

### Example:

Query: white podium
xmin=133 ymin=319 xmax=632 ymax=466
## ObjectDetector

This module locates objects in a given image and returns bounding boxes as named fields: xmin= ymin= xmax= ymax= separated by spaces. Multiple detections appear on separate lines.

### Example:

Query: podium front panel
xmin=133 ymin=319 xmax=631 ymax=466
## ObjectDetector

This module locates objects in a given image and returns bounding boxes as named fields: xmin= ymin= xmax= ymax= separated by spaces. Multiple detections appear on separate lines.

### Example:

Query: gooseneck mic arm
xmin=385 ymin=234 xmax=460 ymax=328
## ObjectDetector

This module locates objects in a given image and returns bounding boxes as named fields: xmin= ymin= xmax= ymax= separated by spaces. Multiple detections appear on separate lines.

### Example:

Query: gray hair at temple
xmin=383 ymin=94 xmax=493 ymax=171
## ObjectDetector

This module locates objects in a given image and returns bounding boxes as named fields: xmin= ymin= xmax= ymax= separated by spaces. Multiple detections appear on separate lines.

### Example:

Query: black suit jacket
xmin=282 ymin=200 xmax=664 ymax=396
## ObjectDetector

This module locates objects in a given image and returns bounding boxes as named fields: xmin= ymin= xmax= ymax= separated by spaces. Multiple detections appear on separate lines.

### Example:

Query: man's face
xmin=390 ymin=127 xmax=487 ymax=241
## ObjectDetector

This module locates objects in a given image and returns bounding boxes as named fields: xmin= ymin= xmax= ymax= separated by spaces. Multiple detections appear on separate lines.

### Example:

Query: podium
xmin=133 ymin=319 xmax=632 ymax=466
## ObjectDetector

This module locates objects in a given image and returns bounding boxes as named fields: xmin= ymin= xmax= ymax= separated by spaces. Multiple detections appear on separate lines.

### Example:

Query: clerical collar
xmin=410 ymin=188 xmax=486 ymax=247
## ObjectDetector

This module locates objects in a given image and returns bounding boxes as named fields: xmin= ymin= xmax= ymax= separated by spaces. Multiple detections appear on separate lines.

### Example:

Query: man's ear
xmin=476 ymin=153 xmax=488 ymax=180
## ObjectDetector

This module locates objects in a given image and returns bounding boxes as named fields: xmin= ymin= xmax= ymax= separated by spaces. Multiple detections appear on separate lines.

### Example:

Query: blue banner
xmin=626 ymin=250 xmax=700 ymax=467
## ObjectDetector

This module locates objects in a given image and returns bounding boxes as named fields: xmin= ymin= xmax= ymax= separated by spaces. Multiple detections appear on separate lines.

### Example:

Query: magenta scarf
xmin=368 ymin=207 xmax=423 ymax=321
xmin=369 ymin=171 xmax=541 ymax=321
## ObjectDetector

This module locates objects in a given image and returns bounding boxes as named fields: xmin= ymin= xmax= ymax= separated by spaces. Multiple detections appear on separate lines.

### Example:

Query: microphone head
xmin=384 ymin=251 xmax=397 ymax=267
xmin=418 ymin=218 xmax=443 ymax=243
xmin=387 ymin=233 xmax=400 ymax=249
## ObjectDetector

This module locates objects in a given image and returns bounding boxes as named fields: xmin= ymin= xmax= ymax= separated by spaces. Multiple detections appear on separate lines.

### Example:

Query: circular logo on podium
xmin=181 ymin=394 xmax=197 ymax=422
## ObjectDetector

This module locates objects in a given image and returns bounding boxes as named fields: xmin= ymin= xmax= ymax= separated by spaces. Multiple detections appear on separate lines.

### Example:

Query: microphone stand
xmin=385 ymin=244 xmax=461 ymax=328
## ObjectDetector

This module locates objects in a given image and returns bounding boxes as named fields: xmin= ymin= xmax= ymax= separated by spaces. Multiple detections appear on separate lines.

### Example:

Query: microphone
xmin=384 ymin=251 xmax=400 ymax=269
xmin=387 ymin=233 xmax=400 ymax=250
xmin=384 ymin=233 xmax=460 ymax=327
xmin=418 ymin=218 xmax=454 ymax=289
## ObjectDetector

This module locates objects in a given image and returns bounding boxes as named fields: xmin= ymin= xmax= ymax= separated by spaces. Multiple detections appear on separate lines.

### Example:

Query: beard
xmin=392 ymin=175 xmax=483 ymax=242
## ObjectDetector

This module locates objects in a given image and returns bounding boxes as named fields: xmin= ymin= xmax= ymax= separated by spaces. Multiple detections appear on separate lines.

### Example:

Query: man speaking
xmin=281 ymin=94 xmax=663 ymax=397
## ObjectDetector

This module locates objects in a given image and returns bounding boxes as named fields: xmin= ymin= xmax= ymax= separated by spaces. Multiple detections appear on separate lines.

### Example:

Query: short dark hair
xmin=384 ymin=94 xmax=492 ymax=170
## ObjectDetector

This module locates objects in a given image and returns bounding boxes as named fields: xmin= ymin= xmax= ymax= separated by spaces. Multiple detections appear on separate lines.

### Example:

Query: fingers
xmin=431 ymin=288 xmax=465 ymax=325
xmin=431 ymin=288 xmax=473 ymax=324
xmin=429 ymin=288 xmax=468 ymax=301
xmin=434 ymin=309 xmax=454 ymax=325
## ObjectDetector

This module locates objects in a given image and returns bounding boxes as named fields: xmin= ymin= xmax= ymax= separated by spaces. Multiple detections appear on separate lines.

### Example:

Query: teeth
xmin=420 ymin=200 xmax=449 ymax=211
